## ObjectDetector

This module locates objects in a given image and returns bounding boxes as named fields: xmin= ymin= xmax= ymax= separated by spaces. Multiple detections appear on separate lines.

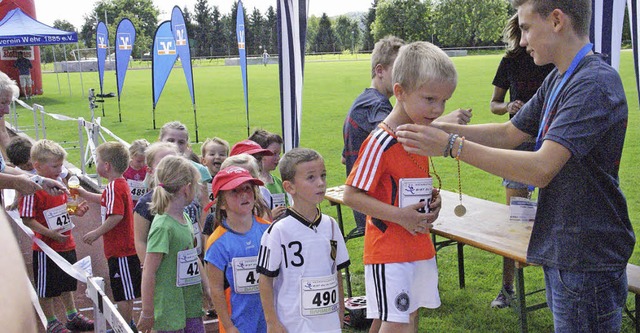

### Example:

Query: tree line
xmin=41 ymin=0 xmax=632 ymax=62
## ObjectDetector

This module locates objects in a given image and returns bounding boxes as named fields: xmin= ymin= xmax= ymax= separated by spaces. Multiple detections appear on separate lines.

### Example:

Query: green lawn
xmin=22 ymin=50 xmax=640 ymax=332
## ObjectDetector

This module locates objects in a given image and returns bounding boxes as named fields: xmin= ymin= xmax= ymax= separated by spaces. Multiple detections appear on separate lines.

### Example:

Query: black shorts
xmin=33 ymin=250 xmax=77 ymax=298
xmin=108 ymin=255 xmax=142 ymax=302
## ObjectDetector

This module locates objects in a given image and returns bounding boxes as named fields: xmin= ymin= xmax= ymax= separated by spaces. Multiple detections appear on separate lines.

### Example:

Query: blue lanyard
xmin=535 ymin=43 xmax=593 ymax=151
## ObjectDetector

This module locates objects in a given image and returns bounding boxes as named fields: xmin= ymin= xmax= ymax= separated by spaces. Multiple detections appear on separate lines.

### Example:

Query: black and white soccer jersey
xmin=257 ymin=209 xmax=350 ymax=332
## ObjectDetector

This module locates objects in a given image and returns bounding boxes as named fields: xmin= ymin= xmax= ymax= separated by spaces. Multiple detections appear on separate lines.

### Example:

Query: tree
xmin=265 ymin=6 xmax=277 ymax=54
xmin=334 ymin=15 xmax=354 ymax=51
xmin=362 ymin=0 xmax=378 ymax=51
xmin=211 ymin=6 xmax=226 ymax=56
xmin=248 ymin=8 xmax=265 ymax=55
xmin=53 ymin=20 xmax=77 ymax=33
xmin=306 ymin=15 xmax=320 ymax=53
xmin=433 ymin=0 xmax=509 ymax=47
xmin=313 ymin=13 xmax=336 ymax=52
xmin=371 ymin=0 xmax=431 ymax=42
xmin=193 ymin=0 xmax=213 ymax=56
xmin=80 ymin=0 xmax=159 ymax=57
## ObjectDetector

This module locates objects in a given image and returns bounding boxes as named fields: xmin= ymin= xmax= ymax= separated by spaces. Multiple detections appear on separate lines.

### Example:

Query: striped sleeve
xmin=346 ymin=128 xmax=395 ymax=192
xmin=257 ymin=223 xmax=282 ymax=277
xmin=103 ymin=181 xmax=124 ymax=216
xmin=19 ymin=194 xmax=36 ymax=218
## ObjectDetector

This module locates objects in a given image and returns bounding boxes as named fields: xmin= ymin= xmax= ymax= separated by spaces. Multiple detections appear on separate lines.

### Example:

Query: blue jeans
xmin=544 ymin=266 xmax=627 ymax=333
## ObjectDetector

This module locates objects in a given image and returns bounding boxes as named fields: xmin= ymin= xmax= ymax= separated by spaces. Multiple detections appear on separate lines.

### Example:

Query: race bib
xmin=127 ymin=179 xmax=148 ymax=201
xmin=510 ymin=197 xmax=537 ymax=222
xmin=300 ymin=274 xmax=339 ymax=317
xmin=231 ymin=256 xmax=259 ymax=294
xmin=43 ymin=204 xmax=74 ymax=233
xmin=399 ymin=178 xmax=433 ymax=213
xmin=272 ymin=193 xmax=286 ymax=208
xmin=176 ymin=248 xmax=201 ymax=287
xmin=191 ymin=219 xmax=203 ymax=255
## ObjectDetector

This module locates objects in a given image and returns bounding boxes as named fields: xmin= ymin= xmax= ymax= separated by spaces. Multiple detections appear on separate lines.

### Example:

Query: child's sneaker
xmin=66 ymin=313 xmax=94 ymax=331
xmin=47 ymin=320 xmax=71 ymax=333
xmin=490 ymin=289 xmax=515 ymax=308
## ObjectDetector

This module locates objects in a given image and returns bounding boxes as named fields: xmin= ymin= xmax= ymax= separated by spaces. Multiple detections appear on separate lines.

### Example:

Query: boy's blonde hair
xmin=129 ymin=139 xmax=150 ymax=158
xmin=159 ymin=121 xmax=189 ymax=141
xmin=150 ymin=156 xmax=199 ymax=215
xmin=371 ymin=36 xmax=405 ymax=78
xmin=279 ymin=147 xmax=323 ymax=183
xmin=220 ymin=154 xmax=261 ymax=178
xmin=392 ymin=41 xmax=457 ymax=94
xmin=96 ymin=142 xmax=129 ymax=174
xmin=144 ymin=142 xmax=179 ymax=187
xmin=201 ymin=137 xmax=230 ymax=157
xmin=215 ymin=154 xmax=269 ymax=225
xmin=31 ymin=139 xmax=67 ymax=163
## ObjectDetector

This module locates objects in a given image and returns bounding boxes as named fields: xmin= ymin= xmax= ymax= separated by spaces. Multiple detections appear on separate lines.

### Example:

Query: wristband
xmin=443 ymin=133 xmax=459 ymax=157
xmin=30 ymin=175 xmax=43 ymax=186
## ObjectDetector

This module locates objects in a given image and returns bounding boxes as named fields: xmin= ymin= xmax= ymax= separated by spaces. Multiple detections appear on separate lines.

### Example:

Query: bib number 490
xmin=312 ymin=290 xmax=337 ymax=307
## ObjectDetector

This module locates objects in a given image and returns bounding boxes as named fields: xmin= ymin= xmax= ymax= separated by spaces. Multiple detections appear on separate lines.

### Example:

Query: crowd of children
xmin=13 ymin=36 xmax=454 ymax=333
xmin=13 ymin=5 xmax=607 ymax=330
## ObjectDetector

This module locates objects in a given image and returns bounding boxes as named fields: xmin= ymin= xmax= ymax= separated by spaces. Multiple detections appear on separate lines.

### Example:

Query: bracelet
xmin=443 ymin=133 xmax=459 ymax=157
xmin=455 ymin=136 xmax=465 ymax=160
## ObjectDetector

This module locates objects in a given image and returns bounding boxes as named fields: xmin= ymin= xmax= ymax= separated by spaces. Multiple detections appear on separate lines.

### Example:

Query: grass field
xmin=20 ymin=50 xmax=640 ymax=332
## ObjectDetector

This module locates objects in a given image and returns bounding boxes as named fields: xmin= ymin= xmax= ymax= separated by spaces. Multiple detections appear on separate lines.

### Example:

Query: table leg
xmin=633 ymin=294 xmax=640 ymax=333
xmin=514 ymin=266 xmax=528 ymax=333
xmin=457 ymin=242 xmax=465 ymax=289
xmin=333 ymin=203 xmax=352 ymax=297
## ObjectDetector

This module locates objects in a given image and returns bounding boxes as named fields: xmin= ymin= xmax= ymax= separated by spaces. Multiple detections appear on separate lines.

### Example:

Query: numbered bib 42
xmin=176 ymin=248 xmax=201 ymax=287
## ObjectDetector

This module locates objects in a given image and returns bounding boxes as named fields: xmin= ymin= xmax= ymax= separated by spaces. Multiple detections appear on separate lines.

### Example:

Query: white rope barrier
xmin=4 ymin=189 xmax=133 ymax=332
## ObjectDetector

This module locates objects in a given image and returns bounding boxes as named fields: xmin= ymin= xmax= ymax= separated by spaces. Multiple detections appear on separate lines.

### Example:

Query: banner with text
xmin=171 ymin=6 xmax=195 ymax=105
xmin=115 ymin=18 xmax=136 ymax=98
xmin=96 ymin=22 xmax=108 ymax=95
xmin=152 ymin=21 xmax=178 ymax=109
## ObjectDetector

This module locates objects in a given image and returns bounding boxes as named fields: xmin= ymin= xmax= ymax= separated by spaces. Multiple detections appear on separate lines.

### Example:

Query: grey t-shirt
xmin=512 ymin=54 xmax=634 ymax=271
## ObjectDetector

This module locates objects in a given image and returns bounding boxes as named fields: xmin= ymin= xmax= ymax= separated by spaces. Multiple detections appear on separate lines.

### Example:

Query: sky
xmin=33 ymin=0 xmax=372 ymax=30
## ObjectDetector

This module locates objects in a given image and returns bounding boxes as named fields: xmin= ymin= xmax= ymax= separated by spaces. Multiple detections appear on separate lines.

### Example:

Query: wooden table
xmin=324 ymin=185 xmax=545 ymax=333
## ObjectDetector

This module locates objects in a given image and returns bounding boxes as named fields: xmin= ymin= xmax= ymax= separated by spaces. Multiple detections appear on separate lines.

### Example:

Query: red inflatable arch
xmin=0 ymin=0 xmax=42 ymax=97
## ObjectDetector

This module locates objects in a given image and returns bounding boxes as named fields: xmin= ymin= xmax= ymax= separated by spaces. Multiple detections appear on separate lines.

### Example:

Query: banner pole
xmin=193 ymin=103 xmax=199 ymax=143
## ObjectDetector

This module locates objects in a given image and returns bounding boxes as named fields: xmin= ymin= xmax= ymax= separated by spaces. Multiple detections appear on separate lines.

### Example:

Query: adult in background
xmin=262 ymin=49 xmax=269 ymax=67
xmin=0 ymin=71 xmax=64 ymax=196
xmin=14 ymin=52 xmax=32 ymax=100
xmin=397 ymin=0 xmax=634 ymax=331
xmin=342 ymin=35 xmax=472 ymax=239
xmin=488 ymin=14 xmax=554 ymax=309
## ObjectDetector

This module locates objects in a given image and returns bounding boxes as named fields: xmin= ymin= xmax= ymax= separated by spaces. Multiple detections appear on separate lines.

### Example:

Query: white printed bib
xmin=176 ymin=247 xmax=201 ymax=287
xmin=127 ymin=179 xmax=148 ymax=201
xmin=300 ymin=274 xmax=339 ymax=317
xmin=43 ymin=204 xmax=74 ymax=233
xmin=231 ymin=256 xmax=259 ymax=294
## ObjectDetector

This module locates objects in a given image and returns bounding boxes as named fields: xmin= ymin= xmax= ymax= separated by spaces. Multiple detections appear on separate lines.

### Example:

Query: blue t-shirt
xmin=204 ymin=217 xmax=269 ymax=333
xmin=342 ymin=88 xmax=392 ymax=174
xmin=512 ymin=54 xmax=634 ymax=271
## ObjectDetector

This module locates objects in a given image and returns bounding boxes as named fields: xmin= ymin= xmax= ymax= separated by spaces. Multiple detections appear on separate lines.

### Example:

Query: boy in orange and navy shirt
xmin=344 ymin=41 xmax=456 ymax=331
